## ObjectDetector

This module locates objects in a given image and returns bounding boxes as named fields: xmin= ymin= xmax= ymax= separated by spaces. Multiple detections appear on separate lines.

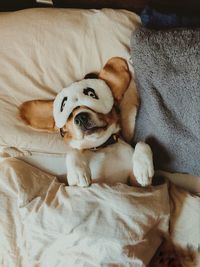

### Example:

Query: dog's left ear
xmin=99 ymin=57 xmax=131 ymax=102
xmin=19 ymin=100 xmax=58 ymax=132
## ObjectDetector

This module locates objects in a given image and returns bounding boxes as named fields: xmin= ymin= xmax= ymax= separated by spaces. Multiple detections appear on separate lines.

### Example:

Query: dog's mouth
xmin=78 ymin=122 xmax=107 ymax=135
xmin=82 ymin=125 xmax=107 ymax=135
xmin=74 ymin=111 xmax=107 ymax=134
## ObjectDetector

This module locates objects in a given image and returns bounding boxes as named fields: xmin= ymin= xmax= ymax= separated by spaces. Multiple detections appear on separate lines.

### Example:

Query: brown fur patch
xmin=152 ymin=238 xmax=198 ymax=267
xmin=99 ymin=57 xmax=131 ymax=102
xmin=19 ymin=100 xmax=58 ymax=132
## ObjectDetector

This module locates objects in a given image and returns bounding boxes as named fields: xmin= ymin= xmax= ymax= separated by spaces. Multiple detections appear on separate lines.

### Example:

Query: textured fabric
xmin=131 ymin=28 xmax=200 ymax=176
xmin=0 ymin=158 xmax=169 ymax=267
xmin=0 ymin=8 xmax=140 ymax=156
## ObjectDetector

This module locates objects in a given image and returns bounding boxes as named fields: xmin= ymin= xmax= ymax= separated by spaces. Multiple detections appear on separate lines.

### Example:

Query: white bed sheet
xmin=0 ymin=158 xmax=170 ymax=267
xmin=18 ymin=154 xmax=200 ymax=255
xmin=1 ymin=155 xmax=199 ymax=267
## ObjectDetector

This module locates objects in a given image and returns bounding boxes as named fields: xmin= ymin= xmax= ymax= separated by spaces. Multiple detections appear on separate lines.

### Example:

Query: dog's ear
xmin=19 ymin=100 xmax=58 ymax=132
xmin=99 ymin=57 xmax=131 ymax=102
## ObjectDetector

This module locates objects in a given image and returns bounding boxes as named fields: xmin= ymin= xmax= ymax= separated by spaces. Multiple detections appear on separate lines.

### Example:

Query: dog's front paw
xmin=133 ymin=142 xmax=154 ymax=187
xmin=67 ymin=164 xmax=91 ymax=187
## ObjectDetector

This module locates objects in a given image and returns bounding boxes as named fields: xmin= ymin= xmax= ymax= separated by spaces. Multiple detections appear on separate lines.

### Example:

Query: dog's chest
xmin=85 ymin=140 xmax=134 ymax=184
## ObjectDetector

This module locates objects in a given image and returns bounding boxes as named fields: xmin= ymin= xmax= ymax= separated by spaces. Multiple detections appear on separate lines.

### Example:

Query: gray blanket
xmin=130 ymin=28 xmax=200 ymax=176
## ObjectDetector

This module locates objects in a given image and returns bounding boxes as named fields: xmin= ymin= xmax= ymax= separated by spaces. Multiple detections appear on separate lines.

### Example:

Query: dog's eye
xmin=60 ymin=97 xmax=68 ymax=112
xmin=83 ymin=87 xmax=99 ymax=99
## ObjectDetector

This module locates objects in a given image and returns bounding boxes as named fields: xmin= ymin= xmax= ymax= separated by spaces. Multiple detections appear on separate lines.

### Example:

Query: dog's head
xmin=19 ymin=57 xmax=131 ymax=149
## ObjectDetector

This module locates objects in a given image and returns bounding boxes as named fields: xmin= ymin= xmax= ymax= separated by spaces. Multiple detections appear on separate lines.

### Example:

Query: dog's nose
xmin=74 ymin=112 xmax=89 ymax=126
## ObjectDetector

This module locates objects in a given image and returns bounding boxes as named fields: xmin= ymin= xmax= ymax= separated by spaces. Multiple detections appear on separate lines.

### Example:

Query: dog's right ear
xmin=99 ymin=57 xmax=131 ymax=102
xmin=19 ymin=100 xmax=58 ymax=132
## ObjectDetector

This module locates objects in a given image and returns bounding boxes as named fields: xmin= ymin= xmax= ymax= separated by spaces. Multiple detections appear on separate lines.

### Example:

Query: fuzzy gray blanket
xmin=131 ymin=28 xmax=200 ymax=176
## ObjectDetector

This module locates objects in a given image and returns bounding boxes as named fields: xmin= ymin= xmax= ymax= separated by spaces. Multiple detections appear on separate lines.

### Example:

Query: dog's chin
xmin=69 ymin=123 xmax=120 ymax=150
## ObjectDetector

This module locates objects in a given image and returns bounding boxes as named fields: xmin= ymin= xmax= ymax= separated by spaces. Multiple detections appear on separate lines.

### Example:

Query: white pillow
xmin=0 ymin=8 xmax=140 ymax=156
xmin=0 ymin=158 xmax=170 ymax=267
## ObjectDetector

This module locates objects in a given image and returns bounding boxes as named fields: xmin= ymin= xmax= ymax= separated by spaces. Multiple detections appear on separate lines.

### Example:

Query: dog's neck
xmin=89 ymin=133 xmax=119 ymax=151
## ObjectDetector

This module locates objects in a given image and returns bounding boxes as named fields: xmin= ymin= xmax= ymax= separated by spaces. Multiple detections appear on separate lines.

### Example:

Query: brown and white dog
xmin=20 ymin=57 xmax=154 ymax=187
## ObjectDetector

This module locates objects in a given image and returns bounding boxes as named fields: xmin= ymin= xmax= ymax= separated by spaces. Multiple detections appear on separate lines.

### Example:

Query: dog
xmin=19 ymin=57 xmax=154 ymax=187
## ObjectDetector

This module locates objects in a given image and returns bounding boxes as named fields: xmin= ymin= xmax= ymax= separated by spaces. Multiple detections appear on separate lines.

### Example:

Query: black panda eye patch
xmin=83 ymin=87 xmax=99 ymax=99
xmin=60 ymin=97 xmax=68 ymax=112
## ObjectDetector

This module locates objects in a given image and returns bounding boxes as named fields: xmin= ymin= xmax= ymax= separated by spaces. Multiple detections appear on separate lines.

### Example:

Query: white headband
xmin=53 ymin=79 xmax=114 ymax=128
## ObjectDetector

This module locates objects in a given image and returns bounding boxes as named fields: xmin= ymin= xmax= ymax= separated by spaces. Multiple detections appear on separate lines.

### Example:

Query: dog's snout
xmin=74 ymin=112 xmax=89 ymax=126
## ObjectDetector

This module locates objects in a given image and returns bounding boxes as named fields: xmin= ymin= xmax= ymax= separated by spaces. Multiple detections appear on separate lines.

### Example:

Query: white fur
xmin=53 ymin=79 xmax=114 ymax=128
xmin=133 ymin=142 xmax=154 ymax=186
xmin=69 ymin=123 xmax=120 ymax=150
xmin=66 ymin=140 xmax=154 ymax=187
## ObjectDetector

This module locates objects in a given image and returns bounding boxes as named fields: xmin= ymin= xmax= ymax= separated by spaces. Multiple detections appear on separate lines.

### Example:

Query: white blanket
xmin=0 ymin=158 xmax=169 ymax=267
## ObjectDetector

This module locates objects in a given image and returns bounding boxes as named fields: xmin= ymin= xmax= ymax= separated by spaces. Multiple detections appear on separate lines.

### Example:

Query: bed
xmin=0 ymin=2 xmax=199 ymax=267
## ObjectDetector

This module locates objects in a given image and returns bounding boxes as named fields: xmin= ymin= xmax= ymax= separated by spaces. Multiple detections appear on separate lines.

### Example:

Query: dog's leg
xmin=66 ymin=150 xmax=91 ymax=187
xmin=132 ymin=142 xmax=154 ymax=186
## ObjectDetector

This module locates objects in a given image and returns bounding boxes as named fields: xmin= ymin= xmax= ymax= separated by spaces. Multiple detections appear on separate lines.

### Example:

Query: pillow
xmin=0 ymin=158 xmax=170 ymax=266
xmin=130 ymin=28 xmax=200 ymax=176
xmin=0 ymin=8 xmax=140 ymax=157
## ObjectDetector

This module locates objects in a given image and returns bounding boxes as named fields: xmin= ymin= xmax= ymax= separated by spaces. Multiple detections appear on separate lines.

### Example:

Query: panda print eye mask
xmin=83 ymin=87 xmax=99 ymax=100
xmin=53 ymin=79 xmax=114 ymax=128
xmin=60 ymin=97 xmax=68 ymax=112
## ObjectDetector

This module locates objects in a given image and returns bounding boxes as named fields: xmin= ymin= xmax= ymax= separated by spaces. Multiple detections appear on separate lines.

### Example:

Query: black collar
xmin=90 ymin=134 xmax=119 ymax=151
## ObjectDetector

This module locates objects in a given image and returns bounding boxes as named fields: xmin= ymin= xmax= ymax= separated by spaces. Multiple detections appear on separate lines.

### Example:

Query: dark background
xmin=0 ymin=0 xmax=200 ymax=15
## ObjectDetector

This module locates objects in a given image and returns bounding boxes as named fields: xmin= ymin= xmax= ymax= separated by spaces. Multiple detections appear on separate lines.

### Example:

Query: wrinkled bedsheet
xmin=0 ymin=158 xmax=170 ymax=267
